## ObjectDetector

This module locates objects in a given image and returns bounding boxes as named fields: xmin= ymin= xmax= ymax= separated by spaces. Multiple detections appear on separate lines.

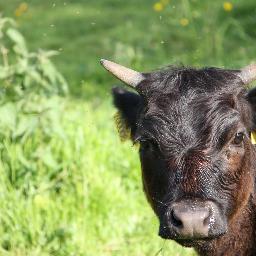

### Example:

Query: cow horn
xmin=239 ymin=64 xmax=256 ymax=85
xmin=100 ymin=59 xmax=145 ymax=88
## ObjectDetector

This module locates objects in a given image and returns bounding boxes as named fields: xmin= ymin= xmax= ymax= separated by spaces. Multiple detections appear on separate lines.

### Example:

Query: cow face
xmin=101 ymin=60 xmax=256 ymax=247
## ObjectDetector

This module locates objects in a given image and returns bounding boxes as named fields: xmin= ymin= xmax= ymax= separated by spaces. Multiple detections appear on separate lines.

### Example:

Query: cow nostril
xmin=170 ymin=210 xmax=183 ymax=228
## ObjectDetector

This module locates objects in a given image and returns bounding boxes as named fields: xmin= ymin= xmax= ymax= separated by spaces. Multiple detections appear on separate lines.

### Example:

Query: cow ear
xmin=112 ymin=87 xmax=142 ymax=141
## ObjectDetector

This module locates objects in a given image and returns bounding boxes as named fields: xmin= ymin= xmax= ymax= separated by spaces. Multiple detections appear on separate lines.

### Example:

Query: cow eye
xmin=232 ymin=132 xmax=244 ymax=145
xmin=139 ymin=138 xmax=157 ymax=151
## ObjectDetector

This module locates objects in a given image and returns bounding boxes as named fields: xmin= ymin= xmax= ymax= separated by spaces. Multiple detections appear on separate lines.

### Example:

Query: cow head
xmin=101 ymin=59 xmax=256 ymax=247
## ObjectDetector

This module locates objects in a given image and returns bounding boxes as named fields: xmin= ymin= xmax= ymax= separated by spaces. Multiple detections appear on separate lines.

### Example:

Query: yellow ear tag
xmin=251 ymin=131 xmax=256 ymax=145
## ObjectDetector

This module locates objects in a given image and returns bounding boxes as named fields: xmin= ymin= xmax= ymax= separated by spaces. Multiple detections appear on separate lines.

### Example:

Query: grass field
xmin=0 ymin=0 xmax=255 ymax=255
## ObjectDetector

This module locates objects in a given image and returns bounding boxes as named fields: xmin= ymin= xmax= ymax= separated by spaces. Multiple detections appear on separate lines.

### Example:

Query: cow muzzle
xmin=159 ymin=200 xmax=226 ymax=240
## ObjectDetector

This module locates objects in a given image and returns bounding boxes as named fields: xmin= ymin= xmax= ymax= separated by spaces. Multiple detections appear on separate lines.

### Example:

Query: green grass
xmin=0 ymin=0 xmax=255 ymax=255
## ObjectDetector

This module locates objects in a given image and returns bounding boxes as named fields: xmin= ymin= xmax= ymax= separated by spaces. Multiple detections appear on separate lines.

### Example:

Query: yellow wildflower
xmin=180 ymin=18 xmax=189 ymax=27
xmin=19 ymin=3 xmax=28 ymax=12
xmin=14 ymin=2 xmax=28 ymax=17
xmin=15 ymin=9 xmax=22 ymax=17
xmin=153 ymin=2 xmax=164 ymax=12
xmin=223 ymin=2 xmax=233 ymax=12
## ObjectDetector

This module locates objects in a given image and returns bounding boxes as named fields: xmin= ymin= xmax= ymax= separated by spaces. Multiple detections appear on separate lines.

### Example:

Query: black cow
xmin=101 ymin=59 xmax=256 ymax=256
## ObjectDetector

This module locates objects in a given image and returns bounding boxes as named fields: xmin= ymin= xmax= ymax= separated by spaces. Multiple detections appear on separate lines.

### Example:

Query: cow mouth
xmin=174 ymin=232 xmax=226 ymax=247
xmin=159 ymin=228 xmax=225 ymax=248
xmin=175 ymin=237 xmax=214 ymax=247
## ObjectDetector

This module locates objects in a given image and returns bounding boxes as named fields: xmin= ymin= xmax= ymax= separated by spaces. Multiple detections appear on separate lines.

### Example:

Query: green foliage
xmin=0 ymin=15 xmax=67 ymax=142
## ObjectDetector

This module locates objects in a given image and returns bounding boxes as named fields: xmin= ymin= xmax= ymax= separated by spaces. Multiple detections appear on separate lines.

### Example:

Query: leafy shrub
xmin=0 ymin=15 xmax=68 ymax=141
xmin=0 ymin=15 xmax=69 ymax=189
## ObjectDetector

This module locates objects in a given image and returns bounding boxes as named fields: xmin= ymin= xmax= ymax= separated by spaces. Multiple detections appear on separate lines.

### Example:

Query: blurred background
xmin=0 ymin=0 xmax=255 ymax=255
